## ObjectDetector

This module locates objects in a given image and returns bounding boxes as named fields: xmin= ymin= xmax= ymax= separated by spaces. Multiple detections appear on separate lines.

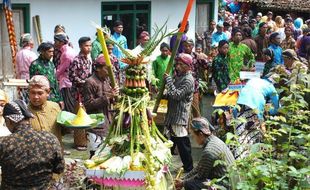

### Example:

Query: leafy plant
xmin=215 ymin=67 xmax=310 ymax=189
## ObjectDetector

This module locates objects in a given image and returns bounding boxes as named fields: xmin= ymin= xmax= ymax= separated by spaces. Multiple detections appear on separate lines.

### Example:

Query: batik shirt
xmin=69 ymin=53 xmax=92 ymax=88
xmin=228 ymin=42 xmax=255 ymax=82
xmin=212 ymin=54 xmax=230 ymax=92
xmin=29 ymin=56 xmax=63 ymax=103
xmin=0 ymin=124 xmax=64 ymax=189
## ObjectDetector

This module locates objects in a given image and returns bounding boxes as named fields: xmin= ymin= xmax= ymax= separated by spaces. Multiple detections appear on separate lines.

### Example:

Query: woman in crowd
xmin=233 ymin=75 xmax=280 ymax=159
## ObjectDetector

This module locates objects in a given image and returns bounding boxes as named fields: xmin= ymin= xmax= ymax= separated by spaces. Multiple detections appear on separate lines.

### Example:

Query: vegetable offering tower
xmin=85 ymin=23 xmax=174 ymax=189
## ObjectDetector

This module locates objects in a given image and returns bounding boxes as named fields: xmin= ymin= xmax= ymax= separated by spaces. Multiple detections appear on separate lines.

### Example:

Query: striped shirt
xmin=164 ymin=72 xmax=194 ymax=127
xmin=183 ymin=135 xmax=235 ymax=185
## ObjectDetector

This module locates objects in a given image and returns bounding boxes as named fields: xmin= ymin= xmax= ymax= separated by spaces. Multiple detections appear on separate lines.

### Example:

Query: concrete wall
xmin=11 ymin=0 xmax=198 ymax=48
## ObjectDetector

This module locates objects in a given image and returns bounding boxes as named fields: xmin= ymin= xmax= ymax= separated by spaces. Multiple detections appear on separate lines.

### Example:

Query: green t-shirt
xmin=152 ymin=55 xmax=171 ymax=88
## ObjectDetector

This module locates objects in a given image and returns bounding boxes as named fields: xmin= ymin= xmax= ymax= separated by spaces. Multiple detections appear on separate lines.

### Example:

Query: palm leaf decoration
xmin=101 ymin=19 xmax=176 ymax=65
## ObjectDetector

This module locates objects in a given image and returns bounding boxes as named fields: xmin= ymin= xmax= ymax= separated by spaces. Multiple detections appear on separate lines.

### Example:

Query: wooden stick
xmin=153 ymin=0 xmax=195 ymax=113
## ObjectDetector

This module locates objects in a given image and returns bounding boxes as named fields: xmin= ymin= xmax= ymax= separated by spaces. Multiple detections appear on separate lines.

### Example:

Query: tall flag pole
xmin=153 ymin=0 xmax=195 ymax=113
xmin=3 ymin=0 xmax=18 ymax=76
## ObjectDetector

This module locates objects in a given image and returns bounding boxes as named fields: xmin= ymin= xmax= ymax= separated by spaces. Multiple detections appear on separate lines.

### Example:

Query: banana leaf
xmin=57 ymin=111 xmax=105 ymax=128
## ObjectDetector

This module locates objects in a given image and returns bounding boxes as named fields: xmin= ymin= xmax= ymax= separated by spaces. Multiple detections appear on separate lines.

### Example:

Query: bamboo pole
xmin=33 ymin=16 xmax=40 ymax=45
xmin=153 ymin=0 xmax=195 ymax=113
xmin=96 ymin=28 xmax=116 ymax=88
xmin=35 ymin=15 xmax=43 ymax=44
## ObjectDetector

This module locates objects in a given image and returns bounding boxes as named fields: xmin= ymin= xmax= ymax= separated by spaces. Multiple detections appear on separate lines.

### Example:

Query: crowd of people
xmin=0 ymin=9 xmax=309 ymax=189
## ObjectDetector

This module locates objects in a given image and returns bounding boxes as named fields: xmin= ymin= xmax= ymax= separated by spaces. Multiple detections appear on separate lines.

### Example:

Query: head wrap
xmin=294 ymin=18 xmax=303 ymax=29
xmin=160 ymin=42 xmax=170 ymax=50
xmin=19 ymin=33 xmax=32 ymax=47
xmin=191 ymin=117 xmax=214 ymax=135
xmin=3 ymin=100 xmax=34 ymax=123
xmin=28 ymin=75 xmax=50 ymax=90
xmin=95 ymin=54 xmax=108 ymax=66
xmin=54 ymin=32 xmax=68 ymax=43
xmin=37 ymin=42 xmax=54 ymax=53
xmin=0 ymin=90 xmax=8 ymax=103
xmin=175 ymin=53 xmax=193 ymax=67
xmin=257 ymin=12 xmax=262 ymax=17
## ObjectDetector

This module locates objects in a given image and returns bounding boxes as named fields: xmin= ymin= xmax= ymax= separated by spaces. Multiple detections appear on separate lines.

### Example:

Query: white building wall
xmin=150 ymin=0 xmax=196 ymax=43
xmin=10 ymin=0 xmax=206 ymax=49
xmin=12 ymin=0 xmax=101 ymax=49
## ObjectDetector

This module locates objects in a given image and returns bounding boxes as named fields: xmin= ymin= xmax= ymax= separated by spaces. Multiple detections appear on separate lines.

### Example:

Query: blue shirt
xmin=237 ymin=78 xmax=279 ymax=120
xmin=111 ymin=32 xmax=128 ymax=69
xmin=211 ymin=32 xmax=228 ymax=45
xmin=268 ymin=44 xmax=284 ymax=65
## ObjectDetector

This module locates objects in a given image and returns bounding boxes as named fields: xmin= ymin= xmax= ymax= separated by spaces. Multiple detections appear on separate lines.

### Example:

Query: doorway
xmin=0 ymin=4 xmax=30 ymax=81
xmin=101 ymin=2 xmax=151 ymax=49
